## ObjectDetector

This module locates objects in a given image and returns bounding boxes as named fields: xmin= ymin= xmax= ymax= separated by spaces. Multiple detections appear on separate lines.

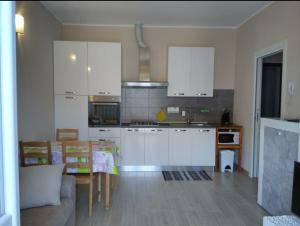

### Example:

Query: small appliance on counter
xmin=221 ymin=109 xmax=231 ymax=125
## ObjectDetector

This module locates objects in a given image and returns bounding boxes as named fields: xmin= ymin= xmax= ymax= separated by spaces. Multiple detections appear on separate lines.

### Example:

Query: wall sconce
xmin=15 ymin=14 xmax=24 ymax=34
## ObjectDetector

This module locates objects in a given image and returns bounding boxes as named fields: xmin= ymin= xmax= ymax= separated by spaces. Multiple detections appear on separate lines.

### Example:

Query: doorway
xmin=251 ymin=43 xmax=287 ymax=178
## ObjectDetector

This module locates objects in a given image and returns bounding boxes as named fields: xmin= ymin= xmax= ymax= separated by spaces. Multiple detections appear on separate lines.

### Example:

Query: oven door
xmin=218 ymin=133 xmax=235 ymax=144
xmin=88 ymin=102 xmax=120 ymax=127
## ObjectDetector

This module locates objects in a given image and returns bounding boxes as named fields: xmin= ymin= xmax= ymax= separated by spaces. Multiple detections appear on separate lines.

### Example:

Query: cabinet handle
xmin=98 ymin=139 xmax=106 ymax=141
xmin=127 ymin=129 xmax=133 ymax=132
xmin=65 ymin=91 xmax=76 ymax=94
xmin=98 ymin=92 xmax=111 ymax=95
xmin=199 ymin=129 xmax=210 ymax=132
xmin=65 ymin=96 xmax=78 ymax=100
xmin=201 ymin=93 xmax=207 ymax=96
xmin=173 ymin=93 xmax=185 ymax=96
xmin=195 ymin=93 xmax=207 ymax=96
xmin=175 ymin=129 xmax=186 ymax=132
xmin=150 ymin=129 xmax=162 ymax=132
xmin=99 ymin=129 xmax=111 ymax=132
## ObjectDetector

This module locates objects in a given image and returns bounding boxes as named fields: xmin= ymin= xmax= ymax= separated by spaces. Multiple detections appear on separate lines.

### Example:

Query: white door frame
xmin=249 ymin=41 xmax=288 ymax=178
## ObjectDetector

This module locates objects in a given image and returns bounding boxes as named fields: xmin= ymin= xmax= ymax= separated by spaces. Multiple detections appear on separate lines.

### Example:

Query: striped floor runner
xmin=162 ymin=170 xmax=212 ymax=181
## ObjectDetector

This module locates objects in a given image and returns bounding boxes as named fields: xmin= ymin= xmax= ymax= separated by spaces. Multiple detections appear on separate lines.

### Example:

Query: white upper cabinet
xmin=87 ymin=42 xmax=121 ymax=96
xmin=167 ymin=47 xmax=190 ymax=96
xmin=190 ymin=47 xmax=214 ymax=97
xmin=54 ymin=41 xmax=88 ymax=95
xmin=167 ymin=47 xmax=215 ymax=97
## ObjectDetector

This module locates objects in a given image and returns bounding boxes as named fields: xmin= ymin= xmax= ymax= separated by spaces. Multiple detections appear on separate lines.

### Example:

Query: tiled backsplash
xmin=121 ymin=87 xmax=234 ymax=123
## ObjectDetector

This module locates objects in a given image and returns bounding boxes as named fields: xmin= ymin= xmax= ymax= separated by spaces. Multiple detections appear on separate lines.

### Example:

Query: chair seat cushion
xmin=21 ymin=198 xmax=74 ymax=226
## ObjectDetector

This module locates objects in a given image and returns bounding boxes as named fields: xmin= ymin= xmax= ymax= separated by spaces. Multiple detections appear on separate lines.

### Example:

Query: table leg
xmin=238 ymin=148 xmax=242 ymax=171
xmin=105 ymin=173 xmax=110 ymax=210
xmin=215 ymin=148 xmax=219 ymax=172
xmin=98 ymin=173 xmax=101 ymax=202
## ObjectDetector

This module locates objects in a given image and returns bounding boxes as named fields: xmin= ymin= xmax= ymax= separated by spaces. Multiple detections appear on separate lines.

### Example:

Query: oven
xmin=217 ymin=129 xmax=240 ymax=145
xmin=88 ymin=96 xmax=121 ymax=127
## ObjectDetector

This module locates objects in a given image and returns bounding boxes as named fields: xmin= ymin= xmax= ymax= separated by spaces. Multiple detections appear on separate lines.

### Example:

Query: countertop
xmin=89 ymin=123 xmax=242 ymax=129
xmin=120 ymin=122 xmax=218 ymax=128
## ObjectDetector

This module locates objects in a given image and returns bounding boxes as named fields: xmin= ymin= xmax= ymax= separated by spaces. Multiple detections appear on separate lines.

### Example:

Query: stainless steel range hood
xmin=122 ymin=24 xmax=168 ymax=88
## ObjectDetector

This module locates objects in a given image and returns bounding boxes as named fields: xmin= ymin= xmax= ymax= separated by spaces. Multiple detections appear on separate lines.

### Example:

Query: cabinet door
xmin=121 ymin=128 xmax=145 ymax=165
xmin=169 ymin=128 xmax=192 ymax=165
xmin=167 ymin=47 xmax=190 ymax=97
xmin=145 ymin=128 xmax=169 ymax=165
xmin=191 ymin=128 xmax=216 ymax=166
xmin=190 ymin=47 xmax=214 ymax=97
xmin=88 ymin=42 xmax=121 ymax=96
xmin=55 ymin=95 xmax=88 ymax=140
xmin=54 ymin=41 xmax=88 ymax=95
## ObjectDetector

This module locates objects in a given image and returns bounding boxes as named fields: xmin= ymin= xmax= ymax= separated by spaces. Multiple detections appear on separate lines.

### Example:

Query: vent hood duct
xmin=122 ymin=24 xmax=168 ymax=87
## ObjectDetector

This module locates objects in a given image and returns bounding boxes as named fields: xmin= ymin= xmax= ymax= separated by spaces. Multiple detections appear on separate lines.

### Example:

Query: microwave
xmin=218 ymin=129 xmax=240 ymax=145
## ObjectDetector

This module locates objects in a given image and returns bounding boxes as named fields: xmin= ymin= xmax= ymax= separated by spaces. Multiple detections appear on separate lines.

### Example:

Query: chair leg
xmin=89 ymin=180 xmax=93 ymax=217
xmin=111 ymin=175 xmax=116 ymax=191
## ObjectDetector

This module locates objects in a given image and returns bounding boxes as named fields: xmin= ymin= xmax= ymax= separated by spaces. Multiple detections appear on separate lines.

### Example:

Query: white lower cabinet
xmin=120 ymin=127 xmax=216 ymax=166
xmin=144 ymin=128 xmax=169 ymax=165
xmin=89 ymin=127 xmax=121 ymax=148
xmin=169 ymin=128 xmax=192 ymax=165
xmin=89 ymin=137 xmax=120 ymax=149
xmin=191 ymin=128 xmax=216 ymax=166
xmin=121 ymin=128 xmax=145 ymax=165
xmin=55 ymin=95 xmax=88 ymax=140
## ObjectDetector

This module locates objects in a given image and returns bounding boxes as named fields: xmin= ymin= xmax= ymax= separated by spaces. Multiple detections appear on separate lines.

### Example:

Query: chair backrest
xmin=56 ymin=128 xmax=79 ymax=141
xmin=62 ymin=141 xmax=92 ymax=175
xmin=19 ymin=141 xmax=52 ymax=167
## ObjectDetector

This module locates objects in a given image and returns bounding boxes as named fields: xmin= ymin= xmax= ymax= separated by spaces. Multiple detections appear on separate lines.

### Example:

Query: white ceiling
xmin=41 ymin=1 xmax=272 ymax=28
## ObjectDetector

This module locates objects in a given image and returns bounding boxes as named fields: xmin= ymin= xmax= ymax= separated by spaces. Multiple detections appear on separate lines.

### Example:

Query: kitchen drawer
xmin=89 ymin=137 xmax=120 ymax=148
xmin=88 ymin=127 xmax=120 ymax=138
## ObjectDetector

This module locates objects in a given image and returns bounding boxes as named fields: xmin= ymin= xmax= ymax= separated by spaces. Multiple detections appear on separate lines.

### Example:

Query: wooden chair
xmin=19 ymin=141 xmax=52 ymax=167
xmin=56 ymin=128 xmax=79 ymax=141
xmin=62 ymin=141 xmax=97 ymax=217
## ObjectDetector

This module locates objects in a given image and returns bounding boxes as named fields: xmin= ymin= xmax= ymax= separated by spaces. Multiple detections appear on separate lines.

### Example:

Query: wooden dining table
xmin=24 ymin=141 xmax=119 ymax=209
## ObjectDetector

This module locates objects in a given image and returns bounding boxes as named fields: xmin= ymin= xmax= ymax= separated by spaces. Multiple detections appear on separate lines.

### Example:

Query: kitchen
xmin=6 ymin=1 xmax=299 ymax=226
xmin=54 ymin=24 xmax=238 ymax=171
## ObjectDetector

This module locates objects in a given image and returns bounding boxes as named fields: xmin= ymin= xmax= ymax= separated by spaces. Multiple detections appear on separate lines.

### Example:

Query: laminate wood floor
xmin=76 ymin=171 xmax=268 ymax=226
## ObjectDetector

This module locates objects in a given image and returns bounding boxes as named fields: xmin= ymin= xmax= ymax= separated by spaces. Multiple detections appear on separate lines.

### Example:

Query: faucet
xmin=186 ymin=108 xmax=193 ymax=124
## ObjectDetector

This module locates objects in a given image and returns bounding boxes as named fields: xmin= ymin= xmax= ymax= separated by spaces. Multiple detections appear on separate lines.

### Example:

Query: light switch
xmin=288 ymin=81 xmax=295 ymax=96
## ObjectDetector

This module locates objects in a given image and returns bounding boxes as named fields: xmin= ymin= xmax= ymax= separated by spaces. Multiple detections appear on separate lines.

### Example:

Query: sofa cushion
xmin=21 ymin=198 xmax=74 ymax=226
xmin=19 ymin=164 xmax=64 ymax=209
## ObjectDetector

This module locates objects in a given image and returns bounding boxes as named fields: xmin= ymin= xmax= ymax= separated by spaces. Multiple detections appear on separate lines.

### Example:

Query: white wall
xmin=234 ymin=1 xmax=300 ymax=172
xmin=16 ymin=1 xmax=62 ymax=140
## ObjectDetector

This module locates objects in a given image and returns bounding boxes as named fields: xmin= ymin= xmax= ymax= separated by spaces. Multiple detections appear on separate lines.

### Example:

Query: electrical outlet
xmin=182 ymin=110 xmax=186 ymax=117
